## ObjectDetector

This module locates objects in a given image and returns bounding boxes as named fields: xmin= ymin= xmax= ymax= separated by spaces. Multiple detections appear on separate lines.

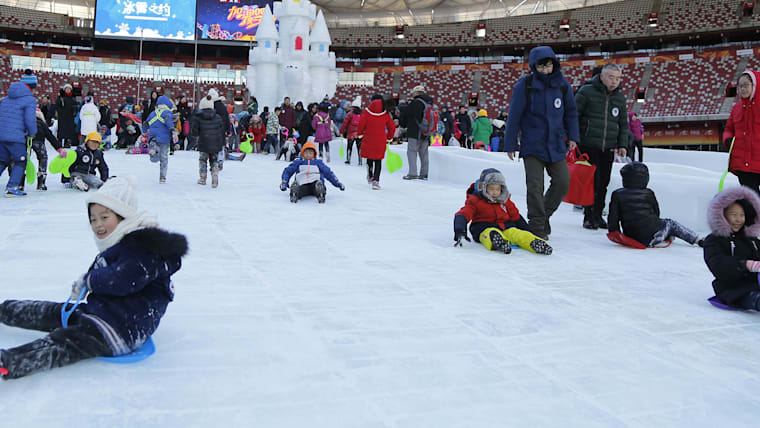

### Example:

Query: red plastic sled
xmin=607 ymin=231 xmax=647 ymax=249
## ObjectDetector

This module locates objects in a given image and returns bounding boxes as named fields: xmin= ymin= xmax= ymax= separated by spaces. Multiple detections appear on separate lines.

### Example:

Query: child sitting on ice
xmin=608 ymin=162 xmax=702 ymax=247
xmin=0 ymin=177 xmax=188 ymax=379
xmin=70 ymin=132 xmax=110 ymax=192
xmin=703 ymin=186 xmax=760 ymax=310
xmin=280 ymin=142 xmax=344 ymax=204
xmin=453 ymin=168 xmax=552 ymax=255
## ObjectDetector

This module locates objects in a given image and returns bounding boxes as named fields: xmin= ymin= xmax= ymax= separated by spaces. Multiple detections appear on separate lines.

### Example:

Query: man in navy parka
xmin=0 ymin=76 xmax=38 ymax=196
xmin=504 ymin=46 xmax=580 ymax=239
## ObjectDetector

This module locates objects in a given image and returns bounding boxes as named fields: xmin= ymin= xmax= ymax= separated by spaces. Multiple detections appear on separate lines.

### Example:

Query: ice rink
xmin=2 ymin=143 xmax=759 ymax=427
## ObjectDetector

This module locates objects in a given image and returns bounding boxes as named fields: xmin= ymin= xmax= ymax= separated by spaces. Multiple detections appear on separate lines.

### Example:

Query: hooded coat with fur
xmin=703 ymin=186 xmax=760 ymax=306
xmin=79 ymin=227 xmax=188 ymax=354
xmin=454 ymin=169 xmax=523 ymax=237
xmin=358 ymin=100 xmax=395 ymax=160
xmin=607 ymin=162 xmax=664 ymax=245
xmin=723 ymin=70 xmax=760 ymax=175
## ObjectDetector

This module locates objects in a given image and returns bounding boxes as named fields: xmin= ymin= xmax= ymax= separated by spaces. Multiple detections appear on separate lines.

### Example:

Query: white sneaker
xmin=371 ymin=181 xmax=381 ymax=190
xmin=72 ymin=176 xmax=88 ymax=192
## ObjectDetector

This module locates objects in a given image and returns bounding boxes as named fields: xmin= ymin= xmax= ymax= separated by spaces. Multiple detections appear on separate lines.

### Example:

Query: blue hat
xmin=20 ymin=69 xmax=37 ymax=89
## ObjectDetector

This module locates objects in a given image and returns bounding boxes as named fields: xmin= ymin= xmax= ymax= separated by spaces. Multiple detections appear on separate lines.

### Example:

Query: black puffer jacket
xmin=70 ymin=144 xmax=108 ymax=179
xmin=607 ymin=162 xmax=664 ymax=246
xmin=33 ymin=117 xmax=61 ymax=149
xmin=399 ymin=94 xmax=434 ymax=140
xmin=191 ymin=108 xmax=225 ymax=154
xmin=704 ymin=187 xmax=760 ymax=306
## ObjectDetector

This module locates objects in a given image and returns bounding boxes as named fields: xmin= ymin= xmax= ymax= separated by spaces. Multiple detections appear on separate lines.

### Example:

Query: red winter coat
xmin=455 ymin=183 xmax=522 ymax=228
xmin=358 ymin=100 xmax=395 ymax=160
xmin=248 ymin=122 xmax=265 ymax=143
xmin=724 ymin=70 xmax=760 ymax=174
xmin=340 ymin=109 xmax=362 ymax=139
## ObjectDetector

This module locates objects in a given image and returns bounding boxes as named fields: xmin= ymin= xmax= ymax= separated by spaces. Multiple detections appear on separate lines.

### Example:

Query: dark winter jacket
xmin=440 ymin=111 xmax=454 ymax=135
xmin=504 ymin=46 xmax=580 ymax=163
xmin=297 ymin=111 xmax=314 ymax=143
xmin=79 ymin=228 xmax=187 ymax=355
xmin=191 ymin=108 xmax=225 ymax=154
xmin=146 ymin=96 xmax=175 ymax=145
xmin=575 ymin=74 xmax=628 ymax=151
xmin=454 ymin=182 xmax=523 ymax=234
xmin=0 ymin=82 xmax=37 ymax=144
xmin=99 ymin=104 xmax=113 ymax=128
xmin=399 ymin=93 xmax=434 ymax=140
xmin=358 ymin=99 xmax=395 ymax=160
xmin=56 ymin=90 xmax=77 ymax=140
xmin=70 ymin=144 xmax=109 ymax=179
xmin=279 ymin=104 xmax=297 ymax=131
xmin=213 ymin=100 xmax=230 ymax=137
xmin=703 ymin=186 xmax=760 ymax=307
xmin=455 ymin=111 xmax=472 ymax=136
xmin=607 ymin=162 xmax=664 ymax=246
xmin=33 ymin=117 xmax=61 ymax=149
xmin=723 ymin=70 xmax=760 ymax=175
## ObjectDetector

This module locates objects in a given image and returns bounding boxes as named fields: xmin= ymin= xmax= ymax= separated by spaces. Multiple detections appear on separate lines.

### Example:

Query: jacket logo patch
xmin=554 ymin=98 xmax=562 ymax=109
xmin=611 ymin=107 xmax=620 ymax=117
xmin=82 ymin=154 xmax=91 ymax=163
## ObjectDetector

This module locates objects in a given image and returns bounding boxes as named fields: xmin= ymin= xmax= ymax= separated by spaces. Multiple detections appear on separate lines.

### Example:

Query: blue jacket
xmin=504 ymin=46 xmax=580 ymax=163
xmin=146 ymin=96 xmax=174 ymax=145
xmin=0 ymin=82 xmax=37 ymax=144
xmin=281 ymin=157 xmax=342 ymax=188
xmin=79 ymin=228 xmax=188 ymax=355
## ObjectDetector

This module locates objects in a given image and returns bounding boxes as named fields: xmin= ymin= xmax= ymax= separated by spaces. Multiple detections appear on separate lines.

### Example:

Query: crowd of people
xmin=1 ymin=46 xmax=760 ymax=379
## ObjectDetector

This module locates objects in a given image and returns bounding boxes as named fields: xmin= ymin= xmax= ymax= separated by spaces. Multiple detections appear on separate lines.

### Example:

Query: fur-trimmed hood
xmin=121 ymin=227 xmax=189 ymax=259
xmin=707 ymin=186 xmax=760 ymax=237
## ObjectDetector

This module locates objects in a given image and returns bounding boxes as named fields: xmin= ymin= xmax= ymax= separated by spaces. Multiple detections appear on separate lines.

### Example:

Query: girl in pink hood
xmin=627 ymin=111 xmax=643 ymax=162
xmin=724 ymin=70 xmax=760 ymax=195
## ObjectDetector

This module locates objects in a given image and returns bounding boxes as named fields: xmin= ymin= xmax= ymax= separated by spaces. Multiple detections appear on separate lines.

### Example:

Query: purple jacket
xmin=312 ymin=111 xmax=332 ymax=143
xmin=628 ymin=111 xmax=643 ymax=141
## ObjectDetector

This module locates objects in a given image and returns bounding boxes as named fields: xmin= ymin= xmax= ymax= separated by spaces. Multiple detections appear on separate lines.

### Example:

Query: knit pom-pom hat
xmin=86 ymin=176 xmax=139 ymax=220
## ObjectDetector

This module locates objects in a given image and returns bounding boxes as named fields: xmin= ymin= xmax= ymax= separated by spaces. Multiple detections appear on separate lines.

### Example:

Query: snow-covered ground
xmin=1 ymin=144 xmax=758 ymax=428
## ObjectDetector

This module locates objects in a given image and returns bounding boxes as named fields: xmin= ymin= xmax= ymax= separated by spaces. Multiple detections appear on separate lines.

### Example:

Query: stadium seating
xmin=570 ymin=0 xmax=652 ymax=40
xmin=0 ymin=5 xmax=68 ymax=33
xmin=658 ymin=0 xmax=742 ymax=33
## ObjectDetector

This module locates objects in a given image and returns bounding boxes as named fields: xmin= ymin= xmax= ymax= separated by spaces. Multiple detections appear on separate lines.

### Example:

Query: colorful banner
xmin=94 ymin=0 xmax=196 ymax=40
xmin=196 ymin=0 xmax=276 ymax=41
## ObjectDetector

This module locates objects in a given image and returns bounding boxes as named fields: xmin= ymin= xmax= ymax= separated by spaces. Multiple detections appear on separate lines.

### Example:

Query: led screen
xmin=94 ymin=0 xmax=196 ymax=40
xmin=196 ymin=0 xmax=276 ymax=41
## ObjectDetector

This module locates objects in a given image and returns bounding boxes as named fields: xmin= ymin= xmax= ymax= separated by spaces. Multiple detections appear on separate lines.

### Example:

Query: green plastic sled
xmin=386 ymin=145 xmax=402 ymax=174
xmin=240 ymin=139 xmax=253 ymax=154
xmin=49 ymin=150 xmax=78 ymax=178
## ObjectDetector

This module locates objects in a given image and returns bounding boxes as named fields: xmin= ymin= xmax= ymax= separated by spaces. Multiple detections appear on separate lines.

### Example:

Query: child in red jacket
xmin=454 ymin=168 xmax=552 ymax=255
xmin=248 ymin=114 xmax=265 ymax=153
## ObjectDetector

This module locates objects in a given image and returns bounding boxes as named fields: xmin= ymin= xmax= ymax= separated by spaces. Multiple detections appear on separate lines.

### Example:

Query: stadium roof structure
xmin=313 ymin=0 xmax=625 ymax=27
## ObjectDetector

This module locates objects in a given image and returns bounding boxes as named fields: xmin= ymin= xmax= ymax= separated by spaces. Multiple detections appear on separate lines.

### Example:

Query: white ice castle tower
xmin=246 ymin=0 xmax=338 ymax=111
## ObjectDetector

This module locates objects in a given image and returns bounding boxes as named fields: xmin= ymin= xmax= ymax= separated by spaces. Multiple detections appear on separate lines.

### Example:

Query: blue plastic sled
xmin=61 ymin=289 xmax=156 ymax=363
xmin=707 ymin=296 xmax=748 ymax=312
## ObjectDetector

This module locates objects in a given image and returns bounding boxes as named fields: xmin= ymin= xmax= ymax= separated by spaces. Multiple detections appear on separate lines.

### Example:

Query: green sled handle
xmin=25 ymin=137 xmax=35 ymax=185
xmin=49 ymin=149 xmax=78 ymax=178
xmin=386 ymin=144 xmax=403 ymax=174
xmin=718 ymin=137 xmax=735 ymax=192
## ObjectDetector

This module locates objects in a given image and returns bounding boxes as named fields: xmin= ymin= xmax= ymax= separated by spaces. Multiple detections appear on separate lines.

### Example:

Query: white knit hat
xmin=207 ymin=88 xmax=220 ymax=102
xmin=86 ymin=176 xmax=139 ymax=220
xmin=199 ymin=95 xmax=214 ymax=110
xmin=351 ymin=96 xmax=362 ymax=108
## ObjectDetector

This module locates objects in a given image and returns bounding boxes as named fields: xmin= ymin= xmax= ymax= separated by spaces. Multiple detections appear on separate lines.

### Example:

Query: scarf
xmin=94 ymin=210 xmax=159 ymax=253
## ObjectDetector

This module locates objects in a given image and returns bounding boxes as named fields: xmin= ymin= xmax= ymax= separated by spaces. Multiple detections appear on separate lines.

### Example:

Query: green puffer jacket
xmin=575 ymin=75 xmax=628 ymax=151
xmin=472 ymin=116 xmax=493 ymax=145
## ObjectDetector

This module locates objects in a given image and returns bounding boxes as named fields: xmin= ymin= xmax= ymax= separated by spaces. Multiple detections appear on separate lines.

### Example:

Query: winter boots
xmin=72 ymin=176 xmax=89 ymax=192
xmin=583 ymin=207 xmax=598 ymax=230
xmin=315 ymin=181 xmax=326 ymax=203
xmin=198 ymin=173 xmax=207 ymax=185
xmin=479 ymin=228 xmax=512 ymax=254
xmin=211 ymin=167 xmax=219 ymax=189
xmin=481 ymin=227 xmax=552 ymax=255
xmin=37 ymin=173 xmax=47 ymax=191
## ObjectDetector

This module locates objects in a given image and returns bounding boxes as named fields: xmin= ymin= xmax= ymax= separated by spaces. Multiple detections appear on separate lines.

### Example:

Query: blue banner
xmin=196 ymin=0 xmax=276 ymax=41
xmin=94 ymin=0 xmax=196 ymax=40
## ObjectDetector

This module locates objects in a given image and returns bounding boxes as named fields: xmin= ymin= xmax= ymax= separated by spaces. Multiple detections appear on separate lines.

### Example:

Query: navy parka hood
xmin=528 ymin=46 xmax=561 ymax=77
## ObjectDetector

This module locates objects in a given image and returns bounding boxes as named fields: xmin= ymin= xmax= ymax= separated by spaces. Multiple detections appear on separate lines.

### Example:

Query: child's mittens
xmin=70 ymin=274 xmax=88 ymax=300
xmin=280 ymin=181 xmax=288 ymax=191
xmin=746 ymin=260 xmax=760 ymax=273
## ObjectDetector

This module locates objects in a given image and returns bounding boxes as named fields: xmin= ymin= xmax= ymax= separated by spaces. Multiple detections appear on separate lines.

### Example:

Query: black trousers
xmin=346 ymin=138 xmax=362 ymax=164
xmin=0 ymin=300 xmax=111 ymax=379
xmin=366 ymin=159 xmax=382 ymax=182
xmin=735 ymin=171 xmax=760 ymax=197
xmin=578 ymin=146 xmax=615 ymax=216
xmin=628 ymin=139 xmax=643 ymax=162
xmin=291 ymin=181 xmax=326 ymax=200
